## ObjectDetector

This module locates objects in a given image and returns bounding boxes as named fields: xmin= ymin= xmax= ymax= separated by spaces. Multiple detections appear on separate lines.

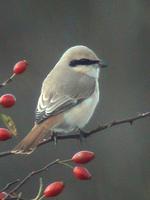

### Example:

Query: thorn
xmin=108 ymin=120 xmax=116 ymax=128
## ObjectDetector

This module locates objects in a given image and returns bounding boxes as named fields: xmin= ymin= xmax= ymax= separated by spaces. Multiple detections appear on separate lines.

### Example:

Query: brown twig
xmin=4 ymin=194 xmax=24 ymax=200
xmin=0 ymin=111 xmax=149 ymax=158
xmin=0 ymin=74 xmax=16 ymax=89
xmin=0 ymin=179 xmax=24 ymax=200
xmin=0 ymin=179 xmax=20 ymax=192
xmin=6 ymin=159 xmax=60 ymax=199
xmin=1 ymin=111 xmax=150 ymax=199
xmin=6 ymin=197 xmax=24 ymax=200
xmin=5 ymin=158 xmax=72 ymax=200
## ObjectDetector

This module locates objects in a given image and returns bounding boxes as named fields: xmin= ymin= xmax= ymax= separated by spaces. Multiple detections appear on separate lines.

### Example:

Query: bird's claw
xmin=52 ymin=132 xmax=58 ymax=145
xmin=78 ymin=129 xmax=87 ymax=143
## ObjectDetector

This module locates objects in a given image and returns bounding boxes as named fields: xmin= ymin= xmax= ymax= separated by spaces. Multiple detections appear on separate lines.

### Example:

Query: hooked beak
xmin=99 ymin=59 xmax=108 ymax=68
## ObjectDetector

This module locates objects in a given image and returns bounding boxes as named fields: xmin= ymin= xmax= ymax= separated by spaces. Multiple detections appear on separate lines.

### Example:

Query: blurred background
xmin=0 ymin=0 xmax=149 ymax=199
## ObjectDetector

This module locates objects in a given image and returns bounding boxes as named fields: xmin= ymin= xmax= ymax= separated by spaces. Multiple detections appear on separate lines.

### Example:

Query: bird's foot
xmin=52 ymin=132 xmax=58 ymax=145
xmin=78 ymin=129 xmax=88 ymax=143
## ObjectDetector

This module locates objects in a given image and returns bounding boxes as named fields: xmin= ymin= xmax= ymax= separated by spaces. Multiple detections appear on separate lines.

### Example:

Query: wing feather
xmin=35 ymin=68 xmax=96 ymax=124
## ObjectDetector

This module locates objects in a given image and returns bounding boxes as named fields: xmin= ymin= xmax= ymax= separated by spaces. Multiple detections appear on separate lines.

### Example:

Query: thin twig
xmin=0 ymin=111 xmax=149 ymax=158
xmin=5 ymin=158 xmax=71 ymax=199
xmin=6 ymin=195 xmax=24 ymax=200
xmin=3 ymin=158 xmax=73 ymax=200
xmin=8 ymin=159 xmax=60 ymax=195
xmin=0 ymin=179 xmax=20 ymax=192
xmin=85 ymin=111 xmax=150 ymax=136
xmin=0 ymin=74 xmax=16 ymax=89
xmin=37 ymin=111 xmax=150 ymax=142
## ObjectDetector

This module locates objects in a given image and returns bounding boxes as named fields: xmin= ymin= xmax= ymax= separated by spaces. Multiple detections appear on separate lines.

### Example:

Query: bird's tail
xmin=11 ymin=115 xmax=63 ymax=155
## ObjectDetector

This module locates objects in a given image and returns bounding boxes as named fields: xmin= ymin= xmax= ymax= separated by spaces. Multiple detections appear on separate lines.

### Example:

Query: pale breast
xmin=64 ymin=79 xmax=99 ymax=129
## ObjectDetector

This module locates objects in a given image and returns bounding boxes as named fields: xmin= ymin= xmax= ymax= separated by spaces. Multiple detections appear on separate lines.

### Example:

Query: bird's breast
xmin=64 ymin=79 xmax=100 ymax=129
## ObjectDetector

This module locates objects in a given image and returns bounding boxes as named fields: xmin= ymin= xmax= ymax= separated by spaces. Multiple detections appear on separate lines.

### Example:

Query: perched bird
xmin=12 ymin=45 xmax=107 ymax=154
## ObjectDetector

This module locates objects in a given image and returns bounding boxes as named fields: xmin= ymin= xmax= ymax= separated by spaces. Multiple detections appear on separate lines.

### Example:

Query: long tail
xmin=11 ymin=115 xmax=63 ymax=155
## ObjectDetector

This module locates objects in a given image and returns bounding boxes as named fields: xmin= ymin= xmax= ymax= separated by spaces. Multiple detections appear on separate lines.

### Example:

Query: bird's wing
xmin=35 ymin=70 xmax=96 ymax=124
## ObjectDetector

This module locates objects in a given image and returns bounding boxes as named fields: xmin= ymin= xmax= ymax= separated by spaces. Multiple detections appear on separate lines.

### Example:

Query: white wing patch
xmin=35 ymin=92 xmax=78 ymax=123
xmin=35 ymin=69 xmax=96 ymax=124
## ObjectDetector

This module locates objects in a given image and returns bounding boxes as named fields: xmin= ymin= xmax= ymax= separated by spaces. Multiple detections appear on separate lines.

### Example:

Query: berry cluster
xmin=0 ymin=151 xmax=95 ymax=199
xmin=0 ymin=61 xmax=96 ymax=200
xmin=0 ymin=60 xmax=28 ymax=140
xmin=41 ymin=151 xmax=95 ymax=199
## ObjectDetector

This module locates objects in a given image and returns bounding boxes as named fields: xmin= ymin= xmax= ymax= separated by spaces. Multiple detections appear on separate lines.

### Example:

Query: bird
xmin=11 ymin=45 xmax=107 ymax=154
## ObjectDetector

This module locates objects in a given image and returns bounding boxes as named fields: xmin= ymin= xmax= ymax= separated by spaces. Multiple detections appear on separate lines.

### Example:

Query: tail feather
xmin=11 ymin=124 xmax=51 ymax=154
xmin=11 ymin=114 xmax=63 ymax=155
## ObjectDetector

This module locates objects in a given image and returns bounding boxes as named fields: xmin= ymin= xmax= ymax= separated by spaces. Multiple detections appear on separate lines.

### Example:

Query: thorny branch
xmin=0 ymin=179 xmax=20 ymax=192
xmin=0 ymin=111 xmax=149 ymax=158
xmin=1 ymin=111 xmax=149 ymax=200
xmin=3 ymin=158 xmax=70 ymax=199
xmin=0 ymin=64 xmax=150 ymax=200
xmin=9 ymin=159 xmax=60 ymax=195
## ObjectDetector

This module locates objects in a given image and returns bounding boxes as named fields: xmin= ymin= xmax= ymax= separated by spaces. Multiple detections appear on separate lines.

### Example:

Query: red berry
xmin=0 ymin=192 xmax=7 ymax=200
xmin=0 ymin=128 xmax=12 ymax=141
xmin=13 ymin=60 xmax=28 ymax=74
xmin=72 ymin=151 xmax=95 ymax=164
xmin=73 ymin=166 xmax=92 ymax=180
xmin=0 ymin=94 xmax=16 ymax=108
xmin=43 ymin=181 xmax=64 ymax=197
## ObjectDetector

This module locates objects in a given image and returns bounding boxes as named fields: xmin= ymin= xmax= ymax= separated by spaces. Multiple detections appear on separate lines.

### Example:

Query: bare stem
xmin=58 ymin=161 xmax=73 ymax=169
xmin=8 ymin=159 xmax=60 ymax=195
xmin=0 ymin=179 xmax=20 ymax=192
xmin=4 ymin=157 xmax=74 ymax=199
xmin=0 ymin=73 xmax=16 ymax=89
xmin=0 ymin=111 xmax=149 ymax=158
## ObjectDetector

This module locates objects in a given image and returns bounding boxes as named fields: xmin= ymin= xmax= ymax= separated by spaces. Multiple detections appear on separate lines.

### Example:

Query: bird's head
xmin=59 ymin=45 xmax=107 ymax=78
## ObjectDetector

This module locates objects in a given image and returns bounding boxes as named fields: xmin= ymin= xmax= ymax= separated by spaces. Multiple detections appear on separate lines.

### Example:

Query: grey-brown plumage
xmin=12 ymin=45 xmax=104 ymax=154
xmin=36 ymin=66 xmax=96 ymax=123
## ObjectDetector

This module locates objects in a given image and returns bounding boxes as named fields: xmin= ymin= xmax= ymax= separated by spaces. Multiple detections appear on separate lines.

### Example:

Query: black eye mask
xmin=69 ymin=58 xmax=100 ymax=67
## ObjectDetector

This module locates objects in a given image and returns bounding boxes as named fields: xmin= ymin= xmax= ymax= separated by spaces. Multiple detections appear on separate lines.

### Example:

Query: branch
xmin=0 ymin=111 xmax=149 ymax=158
xmin=5 ymin=159 xmax=60 ymax=199
xmin=0 ymin=179 xmax=20 ymax=192
xmin=5 ymin=158 xmax=73 ymax=199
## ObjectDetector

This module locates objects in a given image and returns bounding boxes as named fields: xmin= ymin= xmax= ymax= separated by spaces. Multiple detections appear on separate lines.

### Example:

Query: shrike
xmin=12 ymin=45 xmax=107 ymax=154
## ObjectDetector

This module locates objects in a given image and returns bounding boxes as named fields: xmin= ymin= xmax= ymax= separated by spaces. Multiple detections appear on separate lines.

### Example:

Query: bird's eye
xmin=69 ymin=58 xmax=99 ymax=67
